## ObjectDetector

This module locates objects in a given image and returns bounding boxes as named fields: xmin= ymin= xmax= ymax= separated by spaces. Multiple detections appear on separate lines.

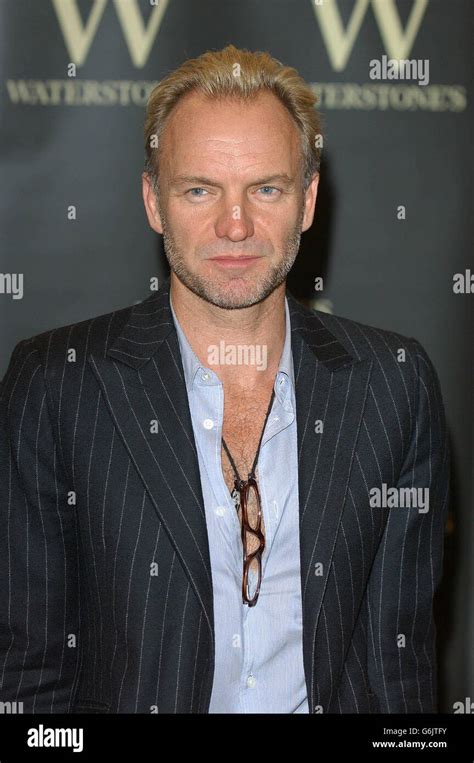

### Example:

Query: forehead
xmin=159 ymin=89 xmax=301 ymax=173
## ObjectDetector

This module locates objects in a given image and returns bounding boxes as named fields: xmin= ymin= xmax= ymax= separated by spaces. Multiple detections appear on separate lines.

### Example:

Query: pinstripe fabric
xmin=0 ymin=275 xmax=450 ymax=713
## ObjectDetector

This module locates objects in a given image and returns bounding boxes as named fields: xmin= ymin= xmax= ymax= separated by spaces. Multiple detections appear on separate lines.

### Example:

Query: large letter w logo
xmin=311 ymin=0 xmax=429 ymax=71
xmin=52 ymin=0 xmax=170 ymax=68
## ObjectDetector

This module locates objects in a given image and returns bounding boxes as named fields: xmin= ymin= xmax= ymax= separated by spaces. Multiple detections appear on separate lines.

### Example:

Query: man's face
xmin=142 ymin=90 xmax=319 ymax=309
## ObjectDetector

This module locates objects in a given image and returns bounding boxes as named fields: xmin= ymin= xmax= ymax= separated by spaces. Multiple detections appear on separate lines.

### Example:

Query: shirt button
xmin=203 ymin=418 xmax=214 ymax=430
xmin=201 ymin=372 xmax=210 ymax=381
xmin=246 ymin=675 xmax=256 ymax=688
xmin=215 ymin=506 xmax=226 ymax=517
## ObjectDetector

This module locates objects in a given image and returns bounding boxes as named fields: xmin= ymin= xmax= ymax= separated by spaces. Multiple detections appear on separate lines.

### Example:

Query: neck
xmin=169 ymin=273 xmax=286 ymax=392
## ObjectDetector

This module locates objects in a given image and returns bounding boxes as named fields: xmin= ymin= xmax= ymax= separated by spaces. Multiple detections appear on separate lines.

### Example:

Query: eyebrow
xmin=169 ymin=173 xmax=296 ymax=189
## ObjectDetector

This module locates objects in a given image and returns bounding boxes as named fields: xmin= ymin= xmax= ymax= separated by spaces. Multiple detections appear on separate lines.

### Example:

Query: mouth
xmin=208 ymin=255 xmax=263 ymax=268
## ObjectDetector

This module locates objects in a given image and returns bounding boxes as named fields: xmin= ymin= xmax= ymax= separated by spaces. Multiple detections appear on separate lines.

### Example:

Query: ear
xmin=142 ymin=172 xmax=163 ymax=234
xmin=301 ymin=172 xmax=320 ymax=232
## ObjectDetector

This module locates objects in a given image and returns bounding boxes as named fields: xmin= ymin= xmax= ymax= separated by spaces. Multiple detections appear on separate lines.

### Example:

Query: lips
xmin=208 ymin=255 xmax=262 ymax=268
xmin=211 ymin=257 xmax=261 ymax=271
xmin=209 ymin=255 xmax=261 ymax=260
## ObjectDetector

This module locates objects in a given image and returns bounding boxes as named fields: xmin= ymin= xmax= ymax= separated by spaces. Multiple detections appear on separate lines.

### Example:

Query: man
xmin=0 ymin=45 xmax=449 ymax=714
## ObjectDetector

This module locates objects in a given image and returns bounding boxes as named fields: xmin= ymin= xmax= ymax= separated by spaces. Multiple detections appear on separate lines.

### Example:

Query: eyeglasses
xmin=235 ymin=475 xmax=265 ymax=607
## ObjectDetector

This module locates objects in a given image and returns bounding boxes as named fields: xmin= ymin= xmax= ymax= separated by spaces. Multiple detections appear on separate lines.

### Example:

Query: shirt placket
xmin=192 ymin=373 xmax=244 ymax=571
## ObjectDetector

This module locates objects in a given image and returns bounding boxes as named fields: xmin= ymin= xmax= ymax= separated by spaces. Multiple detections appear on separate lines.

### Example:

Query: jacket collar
xmin=107 ymin=274 xmax=356 ymax=372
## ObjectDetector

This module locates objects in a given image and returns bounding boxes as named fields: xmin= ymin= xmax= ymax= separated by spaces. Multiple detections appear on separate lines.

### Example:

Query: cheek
xmin=257 ymin=208 xmax=299 ymax=240
xmin=166 ymin=206 xmax=218 ymax=254
xmin=167 ymin=202 xmax=211 ymax=233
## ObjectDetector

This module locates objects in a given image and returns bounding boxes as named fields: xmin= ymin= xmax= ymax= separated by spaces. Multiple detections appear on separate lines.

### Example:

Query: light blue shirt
xmin=169 ymin=292 xmax=309 ymax=714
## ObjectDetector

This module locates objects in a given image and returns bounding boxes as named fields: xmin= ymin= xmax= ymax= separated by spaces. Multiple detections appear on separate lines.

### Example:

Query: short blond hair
xmin=144 ymin=44 xmax=322 ymax=194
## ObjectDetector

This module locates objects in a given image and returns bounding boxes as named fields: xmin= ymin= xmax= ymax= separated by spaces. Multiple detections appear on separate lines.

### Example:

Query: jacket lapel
xmin=87 ymin=280 xmax=215 ymax=649
xmin=88 ymin=277 xmax=372 ymax=712
xmin=287 ymin=293 xmax=372 ymax=712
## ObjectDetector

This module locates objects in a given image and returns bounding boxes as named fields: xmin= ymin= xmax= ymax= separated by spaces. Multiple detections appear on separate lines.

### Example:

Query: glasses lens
xmin=242 ymin=480 xmax=261 ymax=532
xmin=244 ymin=554 xmax=262 ymax=605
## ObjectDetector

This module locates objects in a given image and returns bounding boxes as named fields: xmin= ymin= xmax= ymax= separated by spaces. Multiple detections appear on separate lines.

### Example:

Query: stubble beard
xmin=158 ymin=200 xmax=305 ymax=310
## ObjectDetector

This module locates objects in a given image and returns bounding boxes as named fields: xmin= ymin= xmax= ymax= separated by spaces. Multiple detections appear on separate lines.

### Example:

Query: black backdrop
xmin=1 ymin=0 xmax=472 ymax=711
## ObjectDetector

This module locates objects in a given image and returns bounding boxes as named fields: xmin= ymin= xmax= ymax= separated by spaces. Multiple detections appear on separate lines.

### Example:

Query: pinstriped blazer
xmin=0 ymin=276 xmax=449 ymax=714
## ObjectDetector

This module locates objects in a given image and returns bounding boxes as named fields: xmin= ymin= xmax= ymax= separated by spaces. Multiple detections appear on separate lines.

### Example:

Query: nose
xmin=214 ymin=197 xmax=255 ymax=241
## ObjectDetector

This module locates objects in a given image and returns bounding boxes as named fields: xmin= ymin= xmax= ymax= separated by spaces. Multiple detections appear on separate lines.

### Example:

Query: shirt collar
xmin=169 ymin=290 xmax=295 ymax=393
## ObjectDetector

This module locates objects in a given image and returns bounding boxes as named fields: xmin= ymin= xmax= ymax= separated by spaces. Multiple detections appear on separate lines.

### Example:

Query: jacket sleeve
xmin=0 ymin=339 xmax=81 ymax=713
xmin=366 ymin=337 xmax=450 ymax=713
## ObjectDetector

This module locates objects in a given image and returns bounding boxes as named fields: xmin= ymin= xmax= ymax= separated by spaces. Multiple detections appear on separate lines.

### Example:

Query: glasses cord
xmin=221 ymin=387 xmax=276 ymax=504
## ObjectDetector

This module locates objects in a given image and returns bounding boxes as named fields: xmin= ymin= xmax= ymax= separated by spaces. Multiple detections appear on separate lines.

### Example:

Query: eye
xmin=186 ymin=187 xmax=208 ymax=197
xmin=257 ymin=186 xmax=281 ymax=197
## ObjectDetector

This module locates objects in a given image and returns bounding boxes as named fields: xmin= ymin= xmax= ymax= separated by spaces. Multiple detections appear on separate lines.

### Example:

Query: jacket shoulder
xmin=5 ymin=298 xmax=143 ymax=376
xmin=293 ymin=298 xmax=422 ymax=370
